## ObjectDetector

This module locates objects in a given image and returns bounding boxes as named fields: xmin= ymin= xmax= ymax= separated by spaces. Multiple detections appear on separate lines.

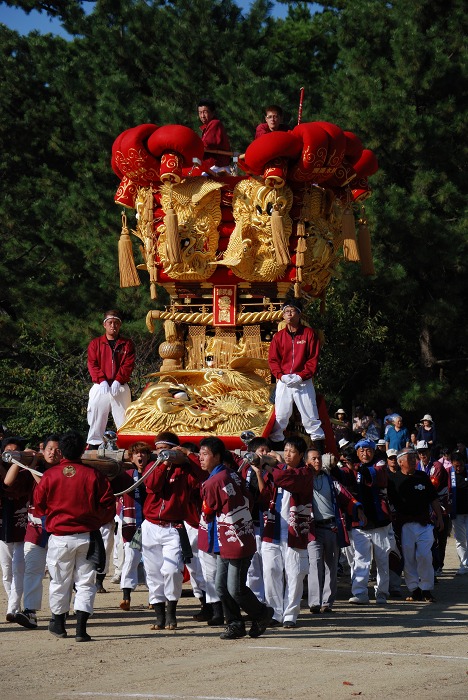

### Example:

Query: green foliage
xmin=0 ymin=326 xmax=89 ymax=444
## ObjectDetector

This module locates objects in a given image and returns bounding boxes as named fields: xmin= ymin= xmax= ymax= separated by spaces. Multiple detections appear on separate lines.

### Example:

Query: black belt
xmin=315 ymin=517 xmax=335 ymax=527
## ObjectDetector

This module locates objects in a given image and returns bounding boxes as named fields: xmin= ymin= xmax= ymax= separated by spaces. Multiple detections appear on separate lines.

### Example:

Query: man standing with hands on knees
xmin=268 ymin=299 xmax=325 ymax=448
xmin=86 ymin=310 xmax=135 ymax=449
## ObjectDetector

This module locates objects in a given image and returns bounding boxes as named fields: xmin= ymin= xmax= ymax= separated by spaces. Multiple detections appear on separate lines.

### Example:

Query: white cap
xmin=377 ymin=439 xmax=386 ymax=447
xmin=338 ymin=438 xmax=350 ymax=449
xmin=421 ymin=414 xmax=433 ymax=423
xmin=387 ymin=449 xmax=398 ymax=457
xmin=336 ymin=408 xmax=346 ymax=416
xmin=416 ymin=440 xmax=429 ymax=450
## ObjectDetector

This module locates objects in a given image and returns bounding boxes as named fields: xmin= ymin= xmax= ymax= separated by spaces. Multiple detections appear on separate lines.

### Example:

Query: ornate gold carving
xmin=219 ymin=180 xmax=294 ymax=281
xmin=119 ymin=368 xmax=273 ymax=437
xmin=157 ymin=177 xmax=223 ymax=280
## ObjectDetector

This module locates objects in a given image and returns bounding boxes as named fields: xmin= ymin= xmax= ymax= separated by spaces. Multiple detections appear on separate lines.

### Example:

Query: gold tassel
xmin=297 ymin=234 xmax=307 ymax=255
xmin=358 ymin=210 xmax=375 ymax=276
xmin=294 ymin=282 xmax=301 ymax=298
xmin=118 ymin=211 xmax=141 ymax=288
xmin=342 ymin=202 xmax=360 ymax=262
xmin=296 ymin=220 xmax=306 ymax=240
xmin=271 ymin=207 xmax=290 ymax=266
xmin=164 ymin=187 xmax=182 ymax=264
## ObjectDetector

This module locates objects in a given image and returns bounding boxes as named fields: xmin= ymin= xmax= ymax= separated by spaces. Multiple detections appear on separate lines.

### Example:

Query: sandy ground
xmin=1 ymin=538 xmax=468 ymax=700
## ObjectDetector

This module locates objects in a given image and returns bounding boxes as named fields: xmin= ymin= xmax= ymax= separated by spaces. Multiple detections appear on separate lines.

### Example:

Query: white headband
xmin=103 ymin=316 xmax=122 ymax=323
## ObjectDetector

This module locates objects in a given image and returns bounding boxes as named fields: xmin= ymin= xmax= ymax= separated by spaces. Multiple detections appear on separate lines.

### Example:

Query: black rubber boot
xmin=96 ymin=573 xmax=106 ymax=593
xmin=48 ymin=613 xmax=67 ymax=638
xmin=75 ymin=610 xmax=91 ymax=642
xmin=166 ymin=600 xmax=177 ymax=630
xmin=120 ymin=588 xmax=132 ymax=611
xmin=207 ymin=601 xmax=224 ymax=626
xmin=152 ymin=602 xmax=166 ymax=630
xmin=193 ymin=594 xmax=213 ymax=622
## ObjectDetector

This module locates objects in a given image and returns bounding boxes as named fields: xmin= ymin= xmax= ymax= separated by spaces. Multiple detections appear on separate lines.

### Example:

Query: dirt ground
xmin=1 ymin=538 xmax=468 ymax=700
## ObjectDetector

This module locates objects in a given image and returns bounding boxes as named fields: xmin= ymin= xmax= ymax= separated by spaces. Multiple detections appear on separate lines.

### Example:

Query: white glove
xmin=110 ymin=380 xmax=121 ymax=396
xmin=280 ymin=374 xmax=293 ymax=384
xmin=99 ymin=381 xmax=110 ymax=394
xmin=288 ymin=374 xmax=303 ymax=386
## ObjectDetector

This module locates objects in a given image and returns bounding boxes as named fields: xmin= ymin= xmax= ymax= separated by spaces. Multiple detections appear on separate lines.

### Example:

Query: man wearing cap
xmin=416 ymin=440 xmax=449 ymax=575
xmin=376 ymin=439 xmax=387 ymax=455
xmin=268 ymin=300 xmax=325 ymax=447
xmin=387 ymin=448 xmax=444 ymax=602
xmin=86 ymin=309 xmax=136 ymax=449
xmin=338 ymin=438 xmax=392 ymax=605
xmin=385 ymin=449 xmax=404 ymax=596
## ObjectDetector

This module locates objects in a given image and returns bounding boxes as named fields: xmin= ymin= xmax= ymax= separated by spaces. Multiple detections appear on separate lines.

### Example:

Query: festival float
xmin=111 ymin=102 xmax=378 ymax=451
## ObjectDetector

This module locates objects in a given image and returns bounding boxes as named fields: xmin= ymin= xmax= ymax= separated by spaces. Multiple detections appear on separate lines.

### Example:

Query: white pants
xmin=113 ymin=516 xmax=125 ymax=576
xmin=343 ymin=539 xmax=355 ymax=579
xmin=269 ymin=379 xmax=324 ymax=442
xmin=0 ymin=540 xmax=24 ymax=615
xmin=401 ymin=522 xmax=434 ymax=592
xmin=351 ymin=525 xmax=392 ymax=598
xmin=199 ymin=549 xmax=220 ymax=603
xmin=23 ymin=541 xmax=47 ymax=611
xmin=120 ymin=542 xmax=143 ymax=590
xmin=86 ymin=382 xmax=131 ymax=444
xmin=184 ymin=522 xmax=205 ymax=600
xmin=262 ymin=540 xmax=309 ymax=624
xmin=100 ymin=521 xmax=115 ymax=576
xmin=141 ymin=520 xmax=183 ymax=603
xmin=247 ymin=530 xmax=265 ymax=603
xmin=47 ymin=533 xmax=96 ymax=615
xmin=452 ymin=514 xmax=468 ymax=568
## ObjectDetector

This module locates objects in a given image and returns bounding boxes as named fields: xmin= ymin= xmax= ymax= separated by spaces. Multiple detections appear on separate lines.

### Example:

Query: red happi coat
xmin=259 ymin=463 xmax=314 ymax=549
xmin=200 ymin=465 xmax=256 ymax=559
xmin=33 ymin=459 xmax=116 ymax=535
xmin=143 ymin=455 xmax=205 ymax=528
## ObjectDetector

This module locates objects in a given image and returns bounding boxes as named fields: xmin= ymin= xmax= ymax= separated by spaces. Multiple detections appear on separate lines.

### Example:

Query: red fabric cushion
xmin=289 ymin=122 xmax=329 ymax=182
xmin=343 ymin=130 xmax=364 ymax=163
xmin=243 ymin=131 xmax=303 ymax=174
xmin=353 ymin=149 xmax=379 ymax=178
xmin=314 ymin=121 xmax=346 ymax=170
xmin=113 ymin=124 xmax=160 ymax=185
xmin=147 ymin=125 xmax=204 ymax=165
